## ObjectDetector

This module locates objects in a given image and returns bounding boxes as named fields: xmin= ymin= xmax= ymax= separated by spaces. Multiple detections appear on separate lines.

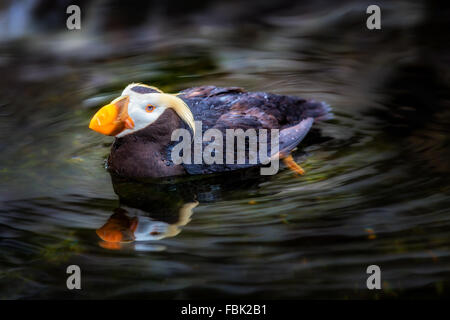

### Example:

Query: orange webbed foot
xmin=283 ymin=155 xmax=305 ymax=175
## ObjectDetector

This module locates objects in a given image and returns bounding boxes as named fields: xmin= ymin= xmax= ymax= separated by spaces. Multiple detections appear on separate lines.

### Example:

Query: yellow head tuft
xmin=155 ymin=93 xmax=196 ymax=136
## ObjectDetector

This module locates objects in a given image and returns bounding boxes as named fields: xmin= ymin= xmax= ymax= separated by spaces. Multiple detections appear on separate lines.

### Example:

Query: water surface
xmin=0 ymin=0 xmax=449 ymax=299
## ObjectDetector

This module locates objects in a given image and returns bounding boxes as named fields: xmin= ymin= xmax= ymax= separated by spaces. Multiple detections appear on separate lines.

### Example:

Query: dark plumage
xmin=93 ymin=85 xmax=332 ymax=180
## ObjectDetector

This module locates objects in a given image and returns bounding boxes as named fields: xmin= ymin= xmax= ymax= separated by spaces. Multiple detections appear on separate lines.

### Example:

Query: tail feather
xmin=302 ymin=100 xmax=333 ymax=121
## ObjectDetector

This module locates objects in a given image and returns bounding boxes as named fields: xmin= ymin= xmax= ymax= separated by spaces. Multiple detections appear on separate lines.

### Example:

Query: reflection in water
xmin=97 ymin=202 xmax=198 ymax=249
xmin=97 ymin=169 xmax=275 ymax=249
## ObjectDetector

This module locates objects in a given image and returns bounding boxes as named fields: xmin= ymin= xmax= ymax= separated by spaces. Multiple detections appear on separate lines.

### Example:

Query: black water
xmin=0 ymin=0 xmax=449 ymax=299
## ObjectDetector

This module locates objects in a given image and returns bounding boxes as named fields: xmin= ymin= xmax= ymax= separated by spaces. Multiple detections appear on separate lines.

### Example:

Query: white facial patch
xmin=116 ymin=91 xmax=168 ymax=138
xmin=114 ymin=85 xmax=195 ymax=138
xmin=134 ymin=218 xmax=170 ymax=241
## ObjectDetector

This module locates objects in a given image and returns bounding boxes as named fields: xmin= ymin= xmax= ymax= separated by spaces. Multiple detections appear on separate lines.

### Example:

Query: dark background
xmin=0 ymin=0 xmax=449 ymax=299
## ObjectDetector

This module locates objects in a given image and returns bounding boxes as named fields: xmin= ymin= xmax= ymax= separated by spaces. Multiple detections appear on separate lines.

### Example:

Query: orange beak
xmin=89 ymin=95 xmax=134 ymax=136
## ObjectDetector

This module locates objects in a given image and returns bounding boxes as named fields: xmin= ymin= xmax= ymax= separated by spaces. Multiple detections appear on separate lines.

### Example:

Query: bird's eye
xmin=145 ymin=104 xmax=155 ymax=113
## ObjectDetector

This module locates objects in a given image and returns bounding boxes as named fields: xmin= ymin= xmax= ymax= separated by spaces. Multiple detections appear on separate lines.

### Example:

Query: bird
xmin=89 ymin=83 xmax=332 ymax=180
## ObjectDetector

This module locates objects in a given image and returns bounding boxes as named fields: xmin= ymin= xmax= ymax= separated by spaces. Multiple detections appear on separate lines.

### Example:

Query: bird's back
xmin=178 ymin=86 xmax=332 ymax=132
xmin=176 ymin=86 xmax=332 ymax=175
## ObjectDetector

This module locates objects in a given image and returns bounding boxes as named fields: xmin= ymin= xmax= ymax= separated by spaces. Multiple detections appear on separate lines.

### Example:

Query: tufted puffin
xmin=89 ymin=83 xmax=332 ymax=179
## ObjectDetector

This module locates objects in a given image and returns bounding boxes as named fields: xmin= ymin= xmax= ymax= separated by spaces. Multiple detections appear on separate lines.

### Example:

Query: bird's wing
xmin=177 ymin=86 xmax=330 ymax=175
xmin=277 ymin=117 xmax=314 ymax=158
xmin=179 ymin=86 xmax=244 ymax=98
